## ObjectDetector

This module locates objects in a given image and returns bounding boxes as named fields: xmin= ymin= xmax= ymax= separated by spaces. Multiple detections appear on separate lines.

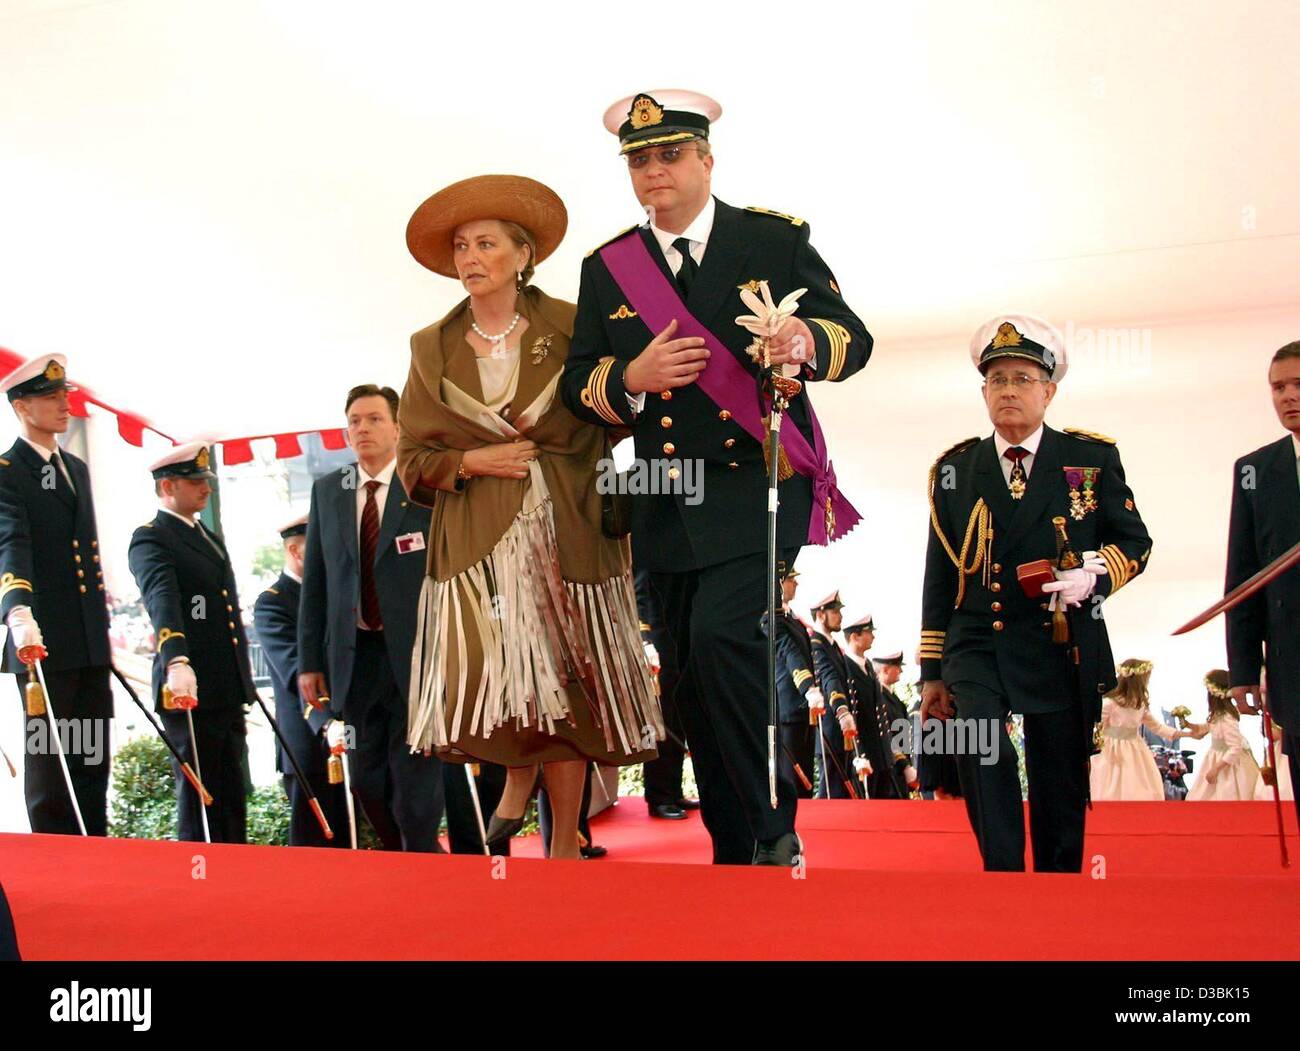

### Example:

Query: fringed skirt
xmin=407 ymin=464 xmax=662 ymax=767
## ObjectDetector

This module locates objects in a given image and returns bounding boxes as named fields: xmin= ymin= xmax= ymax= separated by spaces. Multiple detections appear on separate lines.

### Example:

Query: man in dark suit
xmin=842 ymin=615 xmax=911 ymax=800
xmin=297 ymin=384 xmax=448 ymax=852
xmin=561 ymin=90 xmax=871 ymax=864
xmin=919 ymin=315 xmax=1153 ymax=872
xmin=1225 ymin=341 xmax=1300 ymax=824
xmin=0 ymin=354 xmax=113 ymax=836
xmin=635 ymin=566 xmax=696 ymax=820
xmin=807 ymin=591 xmax=859 ymax=799
xmin=253 ymin=515 xmax=349 ymax=847
xmin=769 ymin=565 xmax=820 ymax=799
xmin=128 ymin=442 xmax=255 ymax=843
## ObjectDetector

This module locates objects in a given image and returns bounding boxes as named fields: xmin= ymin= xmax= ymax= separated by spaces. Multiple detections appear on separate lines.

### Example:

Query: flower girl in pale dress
xmin=1188 ymin=669 xmax=1261 ymax=801
xmin=1091 ymin=659 xmax=1205 ymax=801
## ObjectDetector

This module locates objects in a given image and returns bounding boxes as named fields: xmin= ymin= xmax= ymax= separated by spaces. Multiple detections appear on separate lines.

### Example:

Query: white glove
xmin=326 ymin=720 xmax=348 ymax=751
xmin=1040 ymin=563 xmax=1104 ymax=608
xmin=6 ymin=606 xmax=44 ymax=654
xmin=735 ymin=281 xmax=808 ymax=372
xmin=903 ymin=765 xmax=919 ymax=788
xmin=853 ymin=755 xmax=873 ymax=776
xmin=836 ymin=707 xmax=856 ymax=737
xmin=642 ymin=642 xmax=660 ymax=674
xmin=166 ymin=661 xmax=198 ymax=706
xmin=805 ymin=686 xmax=825 ymax=713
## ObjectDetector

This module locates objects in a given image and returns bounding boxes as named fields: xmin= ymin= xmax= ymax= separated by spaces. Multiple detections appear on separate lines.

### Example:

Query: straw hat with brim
xmin=406 ymin=175 xmax=568 ymax=278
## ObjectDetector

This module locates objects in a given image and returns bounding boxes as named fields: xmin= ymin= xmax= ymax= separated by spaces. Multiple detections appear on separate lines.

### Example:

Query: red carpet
xmin=2 ymin=799 xmax=1296 ymax=960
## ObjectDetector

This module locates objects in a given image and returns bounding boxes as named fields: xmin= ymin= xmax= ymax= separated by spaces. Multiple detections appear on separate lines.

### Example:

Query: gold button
xmin=1040 ymin=603 xmax=1049 ymax=611
xmin=79 ymin=585 xmax=87 ymax=594
xmin=96 ymin=571 xmax=103 ymax=578
xmin=667 ymin=467 xmax=681 ymax=480
xmin=660 ymin=390 xmax=673 ymax=401
xmin=228 ymin=621 xmax=236 ymax=630
xmin=660 ymin=416 xmax=672 ymax=428
xmin=77 ymin=570 xmax=84 ymax=579
xmin=221 ymin=589 xmax=228 ymax=597
xmin=72 ymin=540 xmax=80 ymax=549
xmin=992 ymin=563 xmax=1002 ymax=573
xmin=91 ymin=540 xmax=97 ymax=548
xmin=97 ymin=584 xmax=104 ymax=592
xmin=991 ymin=601 xmax=1002 ymax=612
xmin=990 ymin=582 xmax=1002 ymax=593
xmin=719 ymin=410 xmax=731 ymax=421
xmin=993 ymin=621 xmax=1004 ymax=631
xmin=232 ymin=638 xmax=239 ymax=646
xmin=724 ymin=438 xmax=736 ymax=449
xmin=728 ymin=462 xmax=739 ymax=469
xmin=93 ymin=555 xmax=100 ymax=563
xmin=663 ymin=443 xmax=675 ymax=455
xmin=74 ymin=554 xmax=82 ymax=563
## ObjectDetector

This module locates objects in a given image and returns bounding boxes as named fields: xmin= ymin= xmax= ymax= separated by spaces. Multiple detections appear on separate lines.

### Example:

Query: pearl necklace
xmin=471 ymin=312 xmax=521 ymax=359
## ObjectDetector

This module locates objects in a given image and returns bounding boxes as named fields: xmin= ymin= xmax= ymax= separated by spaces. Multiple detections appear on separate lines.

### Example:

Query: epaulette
xmin=585 ymin=224 xmax=640 ymax=258
xmin=264 ymin=586 xmax=280 ymax=596
xmin=0 ymin=457 xmax=9 ymax=467
xmin=1064 ymin=427 xmax=1116 ymax=445
xmin=140 ymin=522 xmax=154 ymax=528
xmin=745 ymin=205 xmax=804 ymax=227
xmin=933 ymin=436 xmax=979 ymax=467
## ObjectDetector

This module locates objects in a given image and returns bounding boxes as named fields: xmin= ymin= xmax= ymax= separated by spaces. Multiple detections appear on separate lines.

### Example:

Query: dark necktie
xmin=360 ymin=480 xmax=383 ymax=629
xmin=51 ymin=451 xmax=76 ymax=497
xmin=673 ymin=237 xmax=698 ymax=297
xmin=1003 ymin=446 xmax=1029 ymax=500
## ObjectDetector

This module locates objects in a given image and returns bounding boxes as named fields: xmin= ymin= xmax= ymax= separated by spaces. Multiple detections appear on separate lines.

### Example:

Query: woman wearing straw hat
xmin=398 ymin=175 xmax=661 ymax=859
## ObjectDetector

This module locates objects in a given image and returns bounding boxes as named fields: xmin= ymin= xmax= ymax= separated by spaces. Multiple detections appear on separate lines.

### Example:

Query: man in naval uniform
xmin=918 ymin=315 xmax=1153 ymax=872
xmin=769 ymin=565 xmax=821 ymax=799
xmin=842 ymin=615 xmax=913 ymax=799
xmin=0 ymin=354 xmax=113 ymax=835
xmin=807 ymin=590 xmax=859 ymax=798
xmin=253 ymin=516 xmax=349 ymax=847
xmin=561 ymin=90 xmax=871 ymax=864
xmin=128 ymin=442 xmax=256 ymax=843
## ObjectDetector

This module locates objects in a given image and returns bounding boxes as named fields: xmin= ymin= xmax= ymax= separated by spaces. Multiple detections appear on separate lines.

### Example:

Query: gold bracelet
xmin=456 ymin=458 xmax=471 ymax=482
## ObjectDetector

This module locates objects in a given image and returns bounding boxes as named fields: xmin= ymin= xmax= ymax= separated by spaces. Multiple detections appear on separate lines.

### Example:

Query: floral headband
xmin=1117 ymin=660 xmax=1153 ymax=679
xmin=1204 ymin=675 xmax=1232 ymax=701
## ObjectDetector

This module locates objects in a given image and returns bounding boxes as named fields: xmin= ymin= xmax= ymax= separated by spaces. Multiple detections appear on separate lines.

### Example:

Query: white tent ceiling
xmin=3 ymin=0 xmax=1298 ymax=438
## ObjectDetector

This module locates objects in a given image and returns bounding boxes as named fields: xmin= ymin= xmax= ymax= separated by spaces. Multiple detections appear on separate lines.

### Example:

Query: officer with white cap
xmin=0 ymin=354 xmax=113 ymax=835
xmin=918 ymin=314 xmax=1154 ymax=871
xmin=128 ymin=441 xmax=257 ymax=842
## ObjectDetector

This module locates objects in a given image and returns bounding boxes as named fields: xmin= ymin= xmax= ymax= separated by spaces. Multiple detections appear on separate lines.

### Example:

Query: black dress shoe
xmin=676 ymin=798 xmax=701 ymax=811
xmin=752 ymin=832 xmax=804 ymax=866
xmin=648 ymin=803 xmax=688 ymax=820
xmin=579 ymin=844 xmax=608 ymax=859
xmin=485 ymin=812 xmax=525 ymax=852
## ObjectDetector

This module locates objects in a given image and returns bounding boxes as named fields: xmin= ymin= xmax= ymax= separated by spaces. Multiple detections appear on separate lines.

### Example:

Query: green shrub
xmin=109 ymin=736 xmax=178 ymax=840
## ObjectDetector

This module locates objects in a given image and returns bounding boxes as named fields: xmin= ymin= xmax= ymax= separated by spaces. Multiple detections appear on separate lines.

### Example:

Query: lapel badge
xmin=530 ymin=333 xmax=553 ymax=365
xmin=738 ymin=279 xmax=764 ymax=295
xmin=1064 ymin=466 xmax=1100 ymax=520
xmin=608 ymin=304 xmax=638 ymax=321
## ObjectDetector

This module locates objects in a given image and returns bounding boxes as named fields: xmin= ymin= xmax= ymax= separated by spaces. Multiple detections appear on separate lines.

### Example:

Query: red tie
xmin=360 ymin=480 xmax=383 ymax=629
xmin=1003 ymin=446 xmax=1029 ymax=500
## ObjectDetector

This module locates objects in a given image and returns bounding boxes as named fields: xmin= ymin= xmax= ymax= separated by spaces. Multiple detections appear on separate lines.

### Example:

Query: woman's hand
xmin=461 ymin=440 xmax=538 ymax=480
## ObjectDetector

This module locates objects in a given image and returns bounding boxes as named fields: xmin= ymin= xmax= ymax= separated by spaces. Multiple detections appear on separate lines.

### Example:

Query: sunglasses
xmin=625 ymin=144 xmax=702 ymax=170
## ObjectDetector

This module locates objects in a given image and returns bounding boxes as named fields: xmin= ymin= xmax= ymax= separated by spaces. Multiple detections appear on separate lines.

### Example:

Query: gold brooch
xmin=628 ymin=95 xmax=664 ymax=129
xmin=608 ymin=304 xmax=638 ymax=320
xmin=991 ymin=322 xmax=1023 ymax=348
xmin=530 ymin=334 xmax=553 ymax=366
xmin=196 ymin=446 xmax=210 ymax=469
xmin=738 ymin=280 xmax=764 ymax=295
xmin=44 ymin=360 xmax=65 ymax=381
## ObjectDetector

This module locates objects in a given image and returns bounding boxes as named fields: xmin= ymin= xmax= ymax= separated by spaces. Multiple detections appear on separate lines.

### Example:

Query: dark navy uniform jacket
xmin=560 ymin=197 xmax=871 ymax=572
xmin=253 ymin=571 xmax=317 ymax=776
xmin=920 ymin=424 xmax=1153 ymax=722
xmin=0 ymin=439 xmax=111 ymax=674
xmin=128 ymin=510 xmax=256 ymax=712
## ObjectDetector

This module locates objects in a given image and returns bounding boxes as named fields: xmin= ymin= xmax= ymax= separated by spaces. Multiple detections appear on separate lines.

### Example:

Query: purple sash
xmin=600 ymin=233 xmax=860 ymax=545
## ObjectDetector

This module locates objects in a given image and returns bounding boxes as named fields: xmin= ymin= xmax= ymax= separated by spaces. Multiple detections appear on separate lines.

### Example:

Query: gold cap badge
xmin=991 ymin=322 xmax=1023 ymax=349
xmin=628 ymin=95 xmax=664 ymax=129
xmin=44 ymin=360 xmax=65 ymax=381
xmin=195 ymin=446 xmax=210 ymax=469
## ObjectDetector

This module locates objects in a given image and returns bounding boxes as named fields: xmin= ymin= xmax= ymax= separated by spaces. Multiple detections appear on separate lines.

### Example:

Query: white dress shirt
xmin=650 ymin=195 xmax=716 ymax=275
xmin=20 ymin=434 xmax=76 ymax=494
xmin=993 ymin=424 xmax=1045 ymax=487
xmin=285 ymin=569 xmax=302 ymax=585
xmin=160 ymin=506 xmax=197 ymax=527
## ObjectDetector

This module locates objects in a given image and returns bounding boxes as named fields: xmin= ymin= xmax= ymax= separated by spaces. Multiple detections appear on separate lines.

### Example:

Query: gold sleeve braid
xmin=1099 ymin=544 xmax=1138 ymax=594
xmin=580 ymin=356 xmax=624 ymax=425
xmin=0 ymin=573 xmax=33 ymax=601
xmin=808 ymin=319 xmax=851 ymax=381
